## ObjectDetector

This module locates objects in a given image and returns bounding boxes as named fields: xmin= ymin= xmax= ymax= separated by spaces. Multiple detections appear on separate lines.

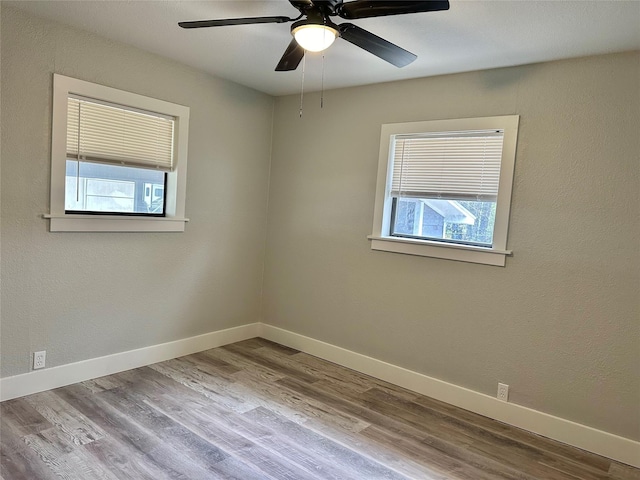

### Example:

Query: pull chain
xmin=299 ymin=54 xmax=306 ymax=118
xmin=321 ymin=17 xmax=328 ymax=109
xmin=321 ymin=51 xmax=325 ymax=109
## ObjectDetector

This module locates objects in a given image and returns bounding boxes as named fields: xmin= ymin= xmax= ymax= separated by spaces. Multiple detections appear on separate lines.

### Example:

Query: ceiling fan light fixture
xmin=292 ymin=24 xmax=338 ymax=52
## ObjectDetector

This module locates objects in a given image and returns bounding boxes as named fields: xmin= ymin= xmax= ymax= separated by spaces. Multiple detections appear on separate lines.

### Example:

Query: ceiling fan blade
xmin=179 ymin=16 xmax=292 ymax=29
xmin=275 ymin=39 xmax=306 ymax=71
xmin=338 ymin=23 xmax=416 ymax=67
xmin=339 ymin=0 xmax=449 ymax=19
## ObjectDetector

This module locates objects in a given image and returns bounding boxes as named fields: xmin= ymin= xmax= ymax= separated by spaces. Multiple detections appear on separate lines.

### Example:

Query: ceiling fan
xmin=179 ymin=0 xmax=449 ymax=72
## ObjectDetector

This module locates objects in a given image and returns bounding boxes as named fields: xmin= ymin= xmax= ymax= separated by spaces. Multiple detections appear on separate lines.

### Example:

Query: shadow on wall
xmin=479 ymin=63 xmax=537 ymax=90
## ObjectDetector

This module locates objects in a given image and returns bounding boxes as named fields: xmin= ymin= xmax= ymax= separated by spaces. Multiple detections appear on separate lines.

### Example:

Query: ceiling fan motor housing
xmin=313 ymin=0 xmax=344 ymax=11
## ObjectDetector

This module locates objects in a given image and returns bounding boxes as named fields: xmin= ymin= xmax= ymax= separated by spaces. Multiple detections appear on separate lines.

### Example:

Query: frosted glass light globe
xmin=293 ymin=25 xmax=337 ymax=52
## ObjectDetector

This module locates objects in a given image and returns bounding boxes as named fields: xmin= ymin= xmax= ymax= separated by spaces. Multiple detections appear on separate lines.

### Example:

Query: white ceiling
xmin=7 ymin=0 xmax=640 ymax=96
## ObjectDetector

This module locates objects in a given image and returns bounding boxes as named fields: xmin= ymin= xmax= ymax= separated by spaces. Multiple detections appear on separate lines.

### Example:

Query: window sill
xmin=367 ymin=235 xmax=511 ymax=266
xmin=44 ymin=214 xmax=189 ymax=232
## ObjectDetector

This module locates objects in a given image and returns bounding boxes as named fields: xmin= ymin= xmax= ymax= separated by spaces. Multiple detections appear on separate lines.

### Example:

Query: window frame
xmin=369 ymin=116 xmax=519 ymax=266
xmin=46 ymin=74 xmax=190 ymax=232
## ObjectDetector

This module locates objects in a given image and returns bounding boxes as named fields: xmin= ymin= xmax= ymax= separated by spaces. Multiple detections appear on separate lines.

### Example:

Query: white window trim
xmin=369 ymin=115 xmax=519 ymax=267
xmin=45 ymin=74 xmax=190 ymax=232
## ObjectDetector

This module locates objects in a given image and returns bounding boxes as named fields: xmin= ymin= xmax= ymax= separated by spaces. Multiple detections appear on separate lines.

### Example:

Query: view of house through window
xmin=65 ymin=161 xmax=166 ymax=215
xmin=391 ymin=198 xmax=497 ymax=246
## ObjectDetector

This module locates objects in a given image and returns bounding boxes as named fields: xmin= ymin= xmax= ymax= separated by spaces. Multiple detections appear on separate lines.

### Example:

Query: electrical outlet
xmin=33 ymin=351 xmax=46 ymax=370
xmin=497 ymin=383 xmax=509 ymax=402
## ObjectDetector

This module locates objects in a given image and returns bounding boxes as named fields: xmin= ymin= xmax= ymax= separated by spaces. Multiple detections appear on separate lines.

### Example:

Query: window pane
xmin=392 ymin=198 xmax=418 ymax=235
xmin=65 ymin=160 xmax=165 ymax=215
xmin=392 ymin=197 xmax=496 ymax=246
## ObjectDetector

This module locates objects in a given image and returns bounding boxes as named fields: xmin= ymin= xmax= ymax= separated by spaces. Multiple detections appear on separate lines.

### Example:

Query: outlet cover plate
xmin=497 ymin=382 xmax=509 ymax=402
xmin=33 ymin=351 xmax=46 ymax=370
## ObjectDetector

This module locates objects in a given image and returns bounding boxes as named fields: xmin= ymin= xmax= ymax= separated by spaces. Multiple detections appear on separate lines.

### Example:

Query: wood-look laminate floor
xmin=1 ymin=338 xmax=638 ymax=480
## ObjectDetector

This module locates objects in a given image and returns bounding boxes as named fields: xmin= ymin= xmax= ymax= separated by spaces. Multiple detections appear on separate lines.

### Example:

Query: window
xmin=46 ymin=74 xmax=190 ymax=232
xmin=370 ymin=116 xmax=519 ymax=266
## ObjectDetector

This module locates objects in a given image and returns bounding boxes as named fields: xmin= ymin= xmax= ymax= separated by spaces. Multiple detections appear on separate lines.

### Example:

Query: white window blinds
xmin=66 ymin=96 xmax=175 ymax=171
xmin=391 ymin=130 xmax=505 ymax=201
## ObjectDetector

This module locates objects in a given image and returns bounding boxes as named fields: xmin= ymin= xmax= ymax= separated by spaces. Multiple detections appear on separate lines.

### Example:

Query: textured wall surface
xmin=1 ymin=7 xmax=273 ymax=377
xmin=264 ymin=52 xmax=640 ymax=440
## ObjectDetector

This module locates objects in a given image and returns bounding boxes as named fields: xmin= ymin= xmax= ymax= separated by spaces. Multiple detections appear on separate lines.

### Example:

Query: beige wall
xmin=264 ymin=52 xmax=640 ymax=440
xmin=0 ymin=7 xmax=273 ymax=377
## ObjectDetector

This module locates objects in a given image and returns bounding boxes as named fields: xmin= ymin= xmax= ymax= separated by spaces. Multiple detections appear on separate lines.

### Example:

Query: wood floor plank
xmin=409 ymin=391 xmax=613 ymax=473
xmin=360 ymin=423 xmax=517 ymax=480
xmin=82 ymin=436 xmax=172 ymax=480
xmin=277 ymin=376 xmax=537 ymax=480
xmin=299 ymin=413 xmax=448 ymax=480
xmin=23 ymin=427 xmax=75 ymax=462
xmin=23 ymin=428 xmax=120 ymax=480
xmin=149 ymin=357 xmax=258 ymax=413
xmin=158 ymin=350 xmax=367 ymax=433
xmin=78 ymin=374 xmax=129 ymax=394
xmin=235 ymin=338 xmax=300 ymax=355
xmin=243 ymin=405 xmax=412 ymax=480
xmin=97 ymin=388 xmax=228 ymax=465
xmin=203 ymin=347 xmax=291 ymax=383
xmin=358 ymin=387 xmax=612 ymax=480
xmin=290 ymin=351 xmax=423 ymax=401
xmin=0 ymin=398 xmax=52 ymax=436
xmin=2 ymin=338 xmax=638 ymax=480
xmin=609 ymin=463 xmax=640 ymax=480
xmin=0 ymin=419 xmax=61 ymax=480
xmin=24 ymin=390 xmax=106 ymax=446
xmin=113 ymin=383 xmax=302 ymax=480
xmin=55 ymin=384 xmax=221 ymax=479
xmin=183 ymin=351 xmax=243 ymax=378
xmin=223 ymin=343 xmax=321 ymax=384
xmin=137 ymin=373 xmax=353 ymax=479
xmin=231 ymin=367 xmax=371 ymax=432
xmin=303 ymin=380 xmax=587 ymax=480
xmin=272 ymin=381 xmax=492 ymax=480
xmin=164 ymin=401 xmax=345 ymax=480
xmin=368 ymin=386 xmax=612 ymax=480
xmin=101 ymin=387 xmax=284 ymax=480
xmin=148 ymin=400 xmax=314 ymax=479
xmin=232 ymin=346 xmax=374 ymax=396
xmin=275 ymin=375 xmax=595 ymax=480
xmin=118 ymin=365 xmax=229 ymax=416
xmin=114 ymin=365 xmax=370 ymax=479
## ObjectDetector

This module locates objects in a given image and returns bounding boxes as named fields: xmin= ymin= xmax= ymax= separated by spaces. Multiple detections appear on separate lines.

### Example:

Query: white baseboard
xmin=259 ymin=324 xmax=640 ymax=469
xmin=0 ymin=323 xmax=260 ymax=402
xmin=1 ymin=321 xmax=638 ymax=468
